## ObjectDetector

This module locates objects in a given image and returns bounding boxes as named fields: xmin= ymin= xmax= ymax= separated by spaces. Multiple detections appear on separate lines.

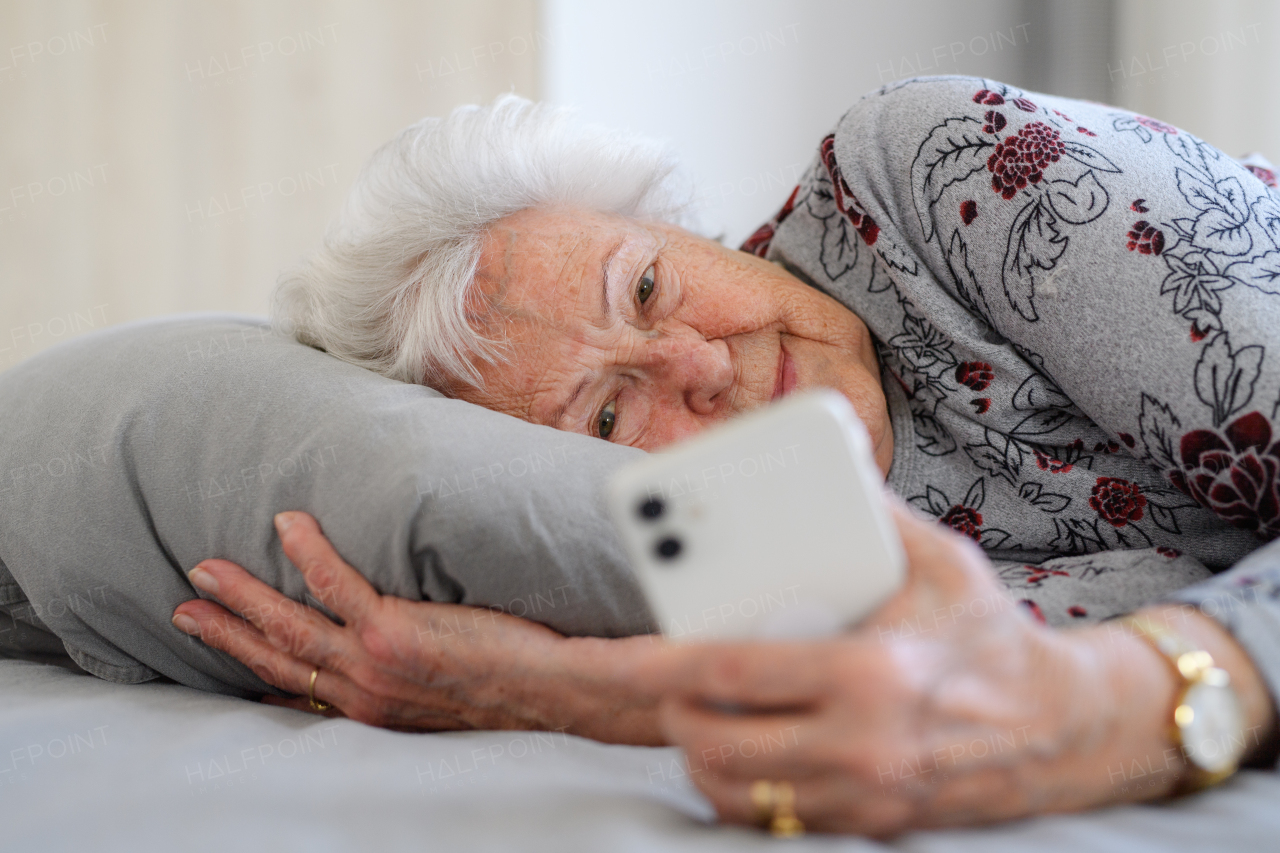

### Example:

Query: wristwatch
xmin=1123 ymin=615 xmax=1247 ymax=793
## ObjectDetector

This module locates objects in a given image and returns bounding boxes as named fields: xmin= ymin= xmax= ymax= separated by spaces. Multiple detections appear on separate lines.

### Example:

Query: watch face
xmin=1180 ymin=678 xmax=1246 ymax=774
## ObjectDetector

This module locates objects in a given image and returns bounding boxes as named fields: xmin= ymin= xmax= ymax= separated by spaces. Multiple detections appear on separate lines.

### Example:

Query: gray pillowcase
xmin=0 ymin=314 xmax=652 ymax=696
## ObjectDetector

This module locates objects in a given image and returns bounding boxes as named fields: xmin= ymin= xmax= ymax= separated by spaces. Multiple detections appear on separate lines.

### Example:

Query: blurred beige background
xmin=0 ymin=0 xmax=539 ymax=370
xmin=2 ymin=0 xmax=1278 ymax=370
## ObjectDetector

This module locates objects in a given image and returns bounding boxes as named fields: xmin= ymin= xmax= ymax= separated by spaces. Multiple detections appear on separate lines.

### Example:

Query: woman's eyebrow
xmin=547 ymin=237 xmax=627 ymax=430
xmin=552 ymin=374 xmax=592 ymax=430
xmin=599 ymin=237 xmax=626 ymax=319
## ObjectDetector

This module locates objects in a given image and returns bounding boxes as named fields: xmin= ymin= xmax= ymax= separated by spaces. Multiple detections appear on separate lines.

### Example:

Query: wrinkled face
xmin=456 ymin=206 xmax=893 ymax=474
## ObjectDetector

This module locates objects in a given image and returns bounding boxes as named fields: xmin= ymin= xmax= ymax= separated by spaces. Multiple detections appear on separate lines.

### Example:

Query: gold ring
xmin=750 ymin=779 xmax=804 ymax=837
xmin=308 ymin=667 xmax=332 ymax=712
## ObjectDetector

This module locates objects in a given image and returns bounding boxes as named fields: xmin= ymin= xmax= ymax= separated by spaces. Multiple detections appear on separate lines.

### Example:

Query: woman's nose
xmin=643 ymin=330 xmax=734 ymax=416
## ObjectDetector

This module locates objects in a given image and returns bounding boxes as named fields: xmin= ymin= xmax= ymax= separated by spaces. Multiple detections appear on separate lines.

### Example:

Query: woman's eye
xmin=597 ymin=399 xmax=617 ymax=440
xmin=636 ymin=265 xmax=656 ymax=305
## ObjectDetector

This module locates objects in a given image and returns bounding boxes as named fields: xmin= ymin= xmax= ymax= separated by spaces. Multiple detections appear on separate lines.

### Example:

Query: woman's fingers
xmin=274 ymin=511 xmax=380 ymax=625
xmin=184 ymin=558 xmax=350 ymax=671
xmin=632 ymin=641 xmax=834 ymax=708
xmin=692 ymin=771 xmax=910 ymax=837
xmin=174 ymin=597 xmax=331 ymax=697
xmin=659 ymin=699 xmax=831 ymax=778
xmin=261 ymin=694 xmax=347 ymax=718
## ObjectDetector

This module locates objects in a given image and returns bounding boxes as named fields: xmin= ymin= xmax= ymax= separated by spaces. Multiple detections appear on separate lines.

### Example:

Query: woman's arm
xmin=173 ymin=511 xmax=665 ymax=744
xmin=175 ymin=506 xmax=1277 ymax=834
xmin=631 ymin=505 xmax=1278 ymax=835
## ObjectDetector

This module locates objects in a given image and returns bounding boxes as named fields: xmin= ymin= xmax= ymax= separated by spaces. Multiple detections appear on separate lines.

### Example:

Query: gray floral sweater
xmin=750 ymin=76 xmax=1280 ymax=721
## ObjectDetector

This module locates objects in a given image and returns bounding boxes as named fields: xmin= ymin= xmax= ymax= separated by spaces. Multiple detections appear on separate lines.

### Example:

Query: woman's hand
xmin=629 ymin=502 xmax=1278 ymax=836
xmin=171 ymin=512 xmax=665 ymax=745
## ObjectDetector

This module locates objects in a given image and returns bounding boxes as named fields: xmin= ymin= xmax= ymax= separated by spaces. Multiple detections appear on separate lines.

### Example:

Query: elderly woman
xmin=173 ymin=76 xmax=1280 ymax=835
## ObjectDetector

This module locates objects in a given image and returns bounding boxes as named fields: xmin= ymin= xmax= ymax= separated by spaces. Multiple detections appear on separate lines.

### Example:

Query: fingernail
xmin=172 ymin=613 xmax=200 ymax=636
xmin=188 ymin=566 xmax=219 ymax=596
xmin=274 ymin=512 xmax=295 ymax=533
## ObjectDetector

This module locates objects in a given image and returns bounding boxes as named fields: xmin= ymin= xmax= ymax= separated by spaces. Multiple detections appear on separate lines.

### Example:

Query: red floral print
xmin=818 ymin=135 xmax=879 ymax=245
xmin=941 ymin=505 xmax=983 ymax=540
xmin=1119 ymin=433 xmax=1136 ymax=448
xmin=1068 ymin=606 xmax=1088 ymax=618
xmin=1135 ymin=115 xmax=1177 ymax=134
xmin=983 ymin=110 xmax=1007 ymax=135
xmin=1090 ymin=477 xmax=1148 ymax=527
xmin=987 ymin=121 xmax=1066 ymax=199
xmin=1094 ymin=439 xmax=1120 ymax=453
xmin=1157 ymin=546 xmax=1182 ymax=559
xmin=960 ymin=199 xmax=978 ymax=224
xmin=973 ymin=89 xmax=1005 ymax=106
xmin=1076 ymin=126 xmax=1097 ymax=136
xmin=740 ymin=184 xmax=799 ymax=257
xmin=1245 ymin=164 xmax=1278 ymax=188
xmin=1131 ymin=199 xmax=1149 ymax=213
xmin=955 ymin=361 xmax=994 ymax=391
xmin=1170 ymin=411 xmax=1280 ymax=539
xmin=1126 ymin=220 xmax=1165 ymax=255
xmin=1011 ymin=97 xmax=1037 ymax=112
xmin=1020 ymin=599 xmax=1047 ymax=624
xmin=1034 ymin=449 xmax=1073 ymax=474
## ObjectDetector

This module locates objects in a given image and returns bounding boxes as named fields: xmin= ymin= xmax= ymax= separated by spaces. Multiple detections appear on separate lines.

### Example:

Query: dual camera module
xmin=637 ymin=497 xmax=682 ymax=561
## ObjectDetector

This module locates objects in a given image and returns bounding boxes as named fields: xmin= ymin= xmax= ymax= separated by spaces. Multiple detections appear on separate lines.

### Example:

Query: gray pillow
xmin=0 ymin=314 xmax=652 ymax=696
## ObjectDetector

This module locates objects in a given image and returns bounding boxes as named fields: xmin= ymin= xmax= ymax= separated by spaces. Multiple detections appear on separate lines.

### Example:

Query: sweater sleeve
xmin=829 ymin=76 xmax=1280 ymax=543
xmin=754 ymin=75 xmax=1280 ymax=737
xmin=847 ymin=76 xmax=1280 ymax=740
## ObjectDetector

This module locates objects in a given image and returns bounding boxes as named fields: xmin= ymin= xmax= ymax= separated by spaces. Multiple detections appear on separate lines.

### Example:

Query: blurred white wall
xmin=3 ymin=1 xmax=1278 ymax=371
xmin=1113 ymin=0 xmax=1280 ymax=161
xmin=0 ymin=0 xmax=538 ymax=370
xmin=541 ymin=0 xmax=1030 ymax=247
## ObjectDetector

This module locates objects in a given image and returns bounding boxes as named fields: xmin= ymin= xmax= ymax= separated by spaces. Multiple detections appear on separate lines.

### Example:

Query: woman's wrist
xmin=1128 ymin=604 xmax=1279 ymax=765
xmin=509 ymin=632 xmax=665 ymax=746
xmin=1062 ymin=603 xmax=1279 ymax=804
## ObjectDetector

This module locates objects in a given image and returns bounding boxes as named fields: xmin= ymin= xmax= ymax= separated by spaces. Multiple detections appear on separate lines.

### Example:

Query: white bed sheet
xmin=3 ymin=659 xmax=1277 ymax=852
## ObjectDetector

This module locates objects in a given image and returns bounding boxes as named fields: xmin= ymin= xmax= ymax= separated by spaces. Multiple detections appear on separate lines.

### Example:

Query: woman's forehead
xmin=475 ymin=207 xmax=655 ymax=324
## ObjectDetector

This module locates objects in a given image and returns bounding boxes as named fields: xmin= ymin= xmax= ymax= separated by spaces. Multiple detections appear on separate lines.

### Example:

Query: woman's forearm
xmin=514 ymin=633 xmax=666 ymax=745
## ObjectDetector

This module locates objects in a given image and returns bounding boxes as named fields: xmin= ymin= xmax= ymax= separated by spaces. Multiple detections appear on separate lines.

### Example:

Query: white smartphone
xmin=606 ymin=389 xmax=905 ymax=642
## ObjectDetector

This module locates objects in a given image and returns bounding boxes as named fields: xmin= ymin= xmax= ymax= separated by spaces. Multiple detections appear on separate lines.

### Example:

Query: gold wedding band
xmin=308 ymin=667 xmax=332 ymax=712
xmin=749 ymin=779 xmax=805 ymax=838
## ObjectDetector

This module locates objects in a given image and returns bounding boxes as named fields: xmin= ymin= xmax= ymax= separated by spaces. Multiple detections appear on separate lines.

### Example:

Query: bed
xmin=5 ymin=658 xmax=1277 ymax=851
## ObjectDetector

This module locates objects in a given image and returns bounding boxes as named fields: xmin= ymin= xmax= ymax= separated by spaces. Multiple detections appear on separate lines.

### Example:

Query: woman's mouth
xmin=772 ymin=340 xmax=797 ymax=401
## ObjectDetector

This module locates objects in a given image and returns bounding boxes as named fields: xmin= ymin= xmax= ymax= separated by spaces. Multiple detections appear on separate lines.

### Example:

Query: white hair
xmin=272 ymin=94 xmax=693 ymax=391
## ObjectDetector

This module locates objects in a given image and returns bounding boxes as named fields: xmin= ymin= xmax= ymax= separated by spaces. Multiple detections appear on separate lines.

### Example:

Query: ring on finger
xmin=308 ymin=667 xmax=333 ymax=712
xmin=749 ymin=779 xmax=804 ymax=838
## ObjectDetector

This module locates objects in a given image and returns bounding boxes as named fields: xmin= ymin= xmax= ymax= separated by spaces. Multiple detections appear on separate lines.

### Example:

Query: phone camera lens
xmin=655 ymin=537 xmax=682 ymax=560
xmin=638 ymin=498 xmax=664 ymax=520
